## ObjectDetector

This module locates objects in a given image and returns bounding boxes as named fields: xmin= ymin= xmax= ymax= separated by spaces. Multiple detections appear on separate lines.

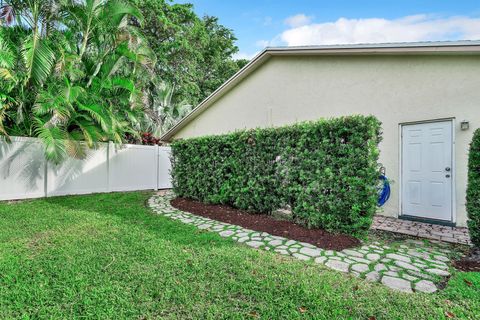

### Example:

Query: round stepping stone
xmin=315 ymin=256 xmax=327 ymax=264
xmin=246 ymin=241 xmax=264 ymax=248
xmin=299 ymin=247 xmax=322 ymax=257
xmin=285 ymin=240 xmax=297 ymax=246
xmin=366 ymin=253 xmax=381 ymax=261
xmin=351 ymin=257 xmax=370 ymax=264
xmin=293 ymin=253 xmax=311 ymax=261
xmin=299 ymin=242 xmax=316 ymax=248
xmin=394 ymin=261 xmax=420 ymax=272
xmin=381 ymin=276 xmax=413 ymax=293
xmin=415 ymin=280 xmax=438 ymax=293
xmin=366 ymin=271 xmax=380 ymax=282
xmin=236 ymin=232 xmax=250 ymax=238
xmin=413 ymin=262 xmax=427 ymax=269
xmin=342 ymin=249 xmax=364 ymax=258
xmin=386 ymin=253 xmax=411 ymax=263
xmin=325 ymin=260 xmax=350 ymax=273
xmin=406 ymin=270 xmax=435 ymax=280
xmin=275 ymin=249 xmax=289 ymax=255
xmin=351 ymin=263 xmax=369 ymax=273
xmin=269 ymin=239 xmax=283 ymax=246
xmin=433 ymin=255 xmax=450 ymax=262
xmin=238 ymin=237 xmax=249 ymax=243
xmin=374 ymin=263 xmax=387 ymax=272
xmin=219 ymin=230 xmax=235 ymax=237
xmin=425 ymin=268 xmax=450 ymax=276
xmin=402 ymin=274 xmax=418 ymax=281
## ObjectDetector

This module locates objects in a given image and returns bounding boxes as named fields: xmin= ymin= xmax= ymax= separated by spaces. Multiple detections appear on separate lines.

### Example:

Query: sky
xmin=176 ymin=0 xmax=480 ymax=60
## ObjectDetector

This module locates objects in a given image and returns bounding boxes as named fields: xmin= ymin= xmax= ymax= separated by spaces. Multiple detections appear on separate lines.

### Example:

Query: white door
xmin=401 ymin=120 xmax=453 ymax=221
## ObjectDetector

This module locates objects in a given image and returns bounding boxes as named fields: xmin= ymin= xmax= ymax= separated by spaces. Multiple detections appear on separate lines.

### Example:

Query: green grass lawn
xmin=0 ymin=192 xmax=479 ymax=319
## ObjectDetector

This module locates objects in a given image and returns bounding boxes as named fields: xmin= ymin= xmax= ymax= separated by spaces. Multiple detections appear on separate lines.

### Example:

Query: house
xmin=161 ymin=41 xmax=480 ymax=228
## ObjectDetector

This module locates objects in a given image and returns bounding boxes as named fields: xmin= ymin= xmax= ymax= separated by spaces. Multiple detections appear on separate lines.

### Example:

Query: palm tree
xmin=142 ymin=81 xmax=192 ymax=137
xmin=0 ymin=0 xmax=156 ymax=163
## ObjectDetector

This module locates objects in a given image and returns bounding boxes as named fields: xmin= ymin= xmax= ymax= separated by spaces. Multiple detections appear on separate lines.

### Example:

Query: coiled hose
xmin=378 ymin=174 xmax=390 ymax=207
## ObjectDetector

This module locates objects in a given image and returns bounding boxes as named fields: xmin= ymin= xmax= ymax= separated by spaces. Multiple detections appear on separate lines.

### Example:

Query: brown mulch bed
xmin=170 ymin=197 xmax=360 ymax=251
xmin=453 ymin=248 xmax=480 ymax=272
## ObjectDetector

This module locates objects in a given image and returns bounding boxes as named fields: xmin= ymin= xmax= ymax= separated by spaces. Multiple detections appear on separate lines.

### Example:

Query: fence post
xmin=44 ymin=159 xmax=48 ymax=198
xmin=155 ymin=145 xmax=159 ymax=191
xmin=107 ymin=141 xmax=112 ymax=192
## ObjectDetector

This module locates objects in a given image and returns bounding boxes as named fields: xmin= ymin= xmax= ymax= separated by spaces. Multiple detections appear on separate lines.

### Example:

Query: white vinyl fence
xmin=0 ymin=137 xmax=172 ymax=201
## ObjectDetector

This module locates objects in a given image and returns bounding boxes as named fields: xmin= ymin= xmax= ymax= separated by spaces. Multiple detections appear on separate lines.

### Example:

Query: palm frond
xmin=102 ymin=0 xmax=144 ymax=28
xmin=33 ymin=117 xmax=66 ymax=163
xmin=0 ymin=33 xmax=15 ymax=69
xmin=0 ymin=103 xmax=10 ymax=138
xmin=77 ymin=103 xmax=112 ymax=133
xmin=0 ymin=68 xmax=14 ymax=80
xmin=64 ymin=131 xmax=87 ymax=159
xmin=112 ymin=77 xmax=135 ymax=93
xmin=74 ymin=118 xmax=104 ymax=147
xmin=22 ymin=33 xmax=55 ymax=85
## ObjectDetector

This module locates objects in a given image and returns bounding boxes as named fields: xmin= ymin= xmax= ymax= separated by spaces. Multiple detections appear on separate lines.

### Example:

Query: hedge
xmin=171 ymin=115 xmax=382 ymax=237
xmin=467 ymin=129 xmax=480 ymax=247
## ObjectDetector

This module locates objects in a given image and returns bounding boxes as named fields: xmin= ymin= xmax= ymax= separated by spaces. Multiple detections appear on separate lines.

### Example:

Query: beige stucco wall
xmin=173 ymin=54 xmax=480 ymax=227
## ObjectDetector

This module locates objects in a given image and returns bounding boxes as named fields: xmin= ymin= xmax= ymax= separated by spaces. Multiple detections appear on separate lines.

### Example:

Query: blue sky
xmin=176 ymin=0 xmax=480 ymax=59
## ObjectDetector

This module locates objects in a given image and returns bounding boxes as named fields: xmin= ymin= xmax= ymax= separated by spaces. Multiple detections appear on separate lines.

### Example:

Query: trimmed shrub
xmin=467 ymin=129 xmax=480 ymax=247
xmin=171 ymin=115 xmax=382 ymax=237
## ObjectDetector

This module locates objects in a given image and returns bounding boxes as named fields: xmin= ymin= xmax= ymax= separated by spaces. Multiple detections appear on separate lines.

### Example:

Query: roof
xmin=161 ymin=40 xmax=480 ymax=141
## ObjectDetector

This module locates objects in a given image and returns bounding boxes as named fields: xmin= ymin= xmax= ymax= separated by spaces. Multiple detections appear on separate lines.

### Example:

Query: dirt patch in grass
xmin=170 ymin=197 xmax=360 ymax=251
xmin=453 ymin=248 xmax=480 ymax=272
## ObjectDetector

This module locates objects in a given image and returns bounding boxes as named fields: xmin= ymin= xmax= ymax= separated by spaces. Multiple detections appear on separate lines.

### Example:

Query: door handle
xmin=445 ymin=167 xmax=451 ymax=172
xmin=446 ymin=174 xmax=451 ymax=178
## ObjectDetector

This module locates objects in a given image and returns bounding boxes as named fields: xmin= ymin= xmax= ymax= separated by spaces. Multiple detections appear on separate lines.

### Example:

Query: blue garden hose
xmin=378 ymin=174 xmax=390 ymax=207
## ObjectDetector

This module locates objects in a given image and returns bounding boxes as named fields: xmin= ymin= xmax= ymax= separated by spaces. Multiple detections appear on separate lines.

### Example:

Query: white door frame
xmin=398 ymin=118 xmax=456 ymax=224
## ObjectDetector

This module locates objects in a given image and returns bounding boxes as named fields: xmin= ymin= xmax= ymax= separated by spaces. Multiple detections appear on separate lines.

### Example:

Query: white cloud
xmin=284 ymin=14 xmax=313 ymax=28
xmin=255 ymin=40 xmax=271 ymax=48
xmin=280 ymin=15 xmax=480 ymax=46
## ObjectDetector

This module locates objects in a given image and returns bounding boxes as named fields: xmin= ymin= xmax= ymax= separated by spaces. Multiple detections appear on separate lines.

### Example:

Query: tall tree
xmin=0 ymin=0 xmax=155 ymax=162
xmin=132 ymin=0 xmax=244 ymax=106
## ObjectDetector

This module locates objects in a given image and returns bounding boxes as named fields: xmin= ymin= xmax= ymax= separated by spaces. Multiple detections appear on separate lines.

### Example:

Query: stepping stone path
xmin=149 ymin=192 xmax=458 ymax=294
